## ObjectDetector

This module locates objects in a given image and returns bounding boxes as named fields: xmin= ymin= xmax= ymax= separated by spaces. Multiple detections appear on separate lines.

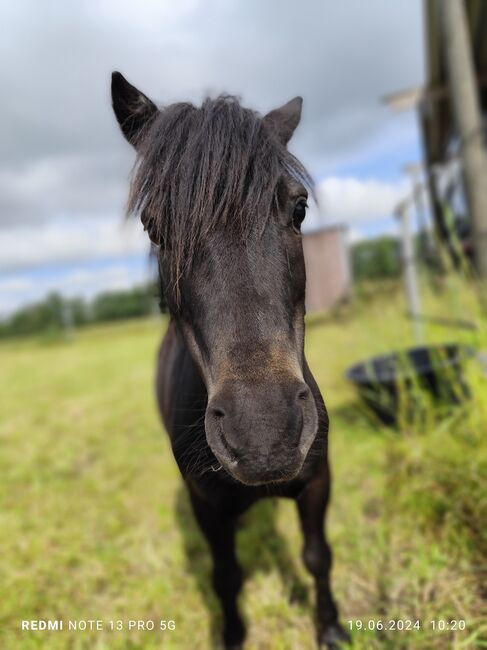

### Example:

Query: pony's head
xmin=112 ymin=72 xmax=322 ymax=485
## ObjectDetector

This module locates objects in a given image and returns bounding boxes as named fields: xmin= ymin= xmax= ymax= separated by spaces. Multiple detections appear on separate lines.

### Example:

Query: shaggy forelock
xmin=127 ymin=95 xmax=311 ymax=288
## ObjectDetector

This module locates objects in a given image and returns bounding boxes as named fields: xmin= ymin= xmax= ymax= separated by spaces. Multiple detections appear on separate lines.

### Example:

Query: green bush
xmin=351 ymin=236 xmax=401 ymax=281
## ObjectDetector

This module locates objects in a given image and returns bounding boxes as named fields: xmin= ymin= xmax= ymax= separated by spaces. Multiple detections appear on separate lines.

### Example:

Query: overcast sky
xmin=0 ymin=0 xmax=424 ymax=315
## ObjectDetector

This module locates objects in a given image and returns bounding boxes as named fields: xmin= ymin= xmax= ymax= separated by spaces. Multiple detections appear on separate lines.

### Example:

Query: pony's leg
xmin=297 ymin=469 xmax=350 ymax=649
xmin=189 ymin=489 xmax=245 ymax=650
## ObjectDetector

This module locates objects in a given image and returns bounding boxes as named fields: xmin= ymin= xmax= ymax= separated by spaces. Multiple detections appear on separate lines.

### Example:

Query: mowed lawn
xmin=1 ymin=283 xmax=486 ymax=649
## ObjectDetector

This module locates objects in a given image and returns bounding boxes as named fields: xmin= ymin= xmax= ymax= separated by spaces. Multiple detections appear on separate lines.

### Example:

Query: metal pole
xmin=61 ymin=301 xmax=74 ymax=340
xmin=396 ymin=201 xmax=423 ymax=343
xmin=440 ymin=0 xmax=487 ymax=278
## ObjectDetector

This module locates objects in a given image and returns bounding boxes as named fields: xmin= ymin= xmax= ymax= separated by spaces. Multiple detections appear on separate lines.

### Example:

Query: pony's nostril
xmin=211 ymin=406 xmax=226 ymax=419
xmin=297 ymin=387 xmax=310 ymax=401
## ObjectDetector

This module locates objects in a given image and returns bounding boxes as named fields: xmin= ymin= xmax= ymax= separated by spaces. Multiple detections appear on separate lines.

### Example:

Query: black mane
xmin=127 ymin=95 xmax=311 ymax=286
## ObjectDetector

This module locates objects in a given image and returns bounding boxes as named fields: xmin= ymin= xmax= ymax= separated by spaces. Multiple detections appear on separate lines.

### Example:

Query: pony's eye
xmin=292 ymin=199 xmax=307 ymax=232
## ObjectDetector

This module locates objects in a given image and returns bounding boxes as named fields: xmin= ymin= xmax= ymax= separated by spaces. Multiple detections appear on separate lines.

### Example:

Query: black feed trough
xmin=346 ymin=344 xmax=471 ymax=426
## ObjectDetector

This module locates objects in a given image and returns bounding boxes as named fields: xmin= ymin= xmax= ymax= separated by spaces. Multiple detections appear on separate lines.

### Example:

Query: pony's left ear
xmin=111 ymin=71 xmax=159 ymax=147
xmin=263 ymin=96 xmax=303 ymax=145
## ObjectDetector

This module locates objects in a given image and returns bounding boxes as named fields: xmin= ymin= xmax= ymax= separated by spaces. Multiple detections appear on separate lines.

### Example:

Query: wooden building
xmin=302 ymin=223 xmax=351 ymax=313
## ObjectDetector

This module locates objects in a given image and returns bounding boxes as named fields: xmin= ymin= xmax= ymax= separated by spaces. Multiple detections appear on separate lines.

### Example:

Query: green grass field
xmin=1 ymin=279 xmax=486 ymax=649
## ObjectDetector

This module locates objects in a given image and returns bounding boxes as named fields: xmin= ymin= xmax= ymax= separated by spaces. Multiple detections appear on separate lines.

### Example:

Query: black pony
xmin=111 ymin=71 xmax=349 ymax=649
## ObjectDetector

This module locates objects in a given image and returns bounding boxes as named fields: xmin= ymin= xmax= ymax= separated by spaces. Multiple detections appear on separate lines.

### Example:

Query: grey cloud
xmin=0 ymin=0 xmax=423 ymax=238
xmin=0 ymin=152 xmax=130 ymax=226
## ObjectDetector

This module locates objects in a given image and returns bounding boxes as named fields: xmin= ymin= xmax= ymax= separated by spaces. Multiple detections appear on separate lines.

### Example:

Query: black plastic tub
xmin=346 ymin=344 xmax=471 ymax=426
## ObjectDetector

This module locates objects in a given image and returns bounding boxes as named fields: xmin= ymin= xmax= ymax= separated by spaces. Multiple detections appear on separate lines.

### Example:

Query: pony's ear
xmin=263 ymin=96 xmax=303 ymax=145
xmin=111 ymin=71 xmax=159 ymax=147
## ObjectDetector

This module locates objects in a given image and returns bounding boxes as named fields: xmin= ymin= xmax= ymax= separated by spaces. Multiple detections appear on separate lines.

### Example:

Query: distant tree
xmin=4 ymin=292 xmax=65 ymax=337
xmin=352 ymin=236 xmax=401 ymax=281
xmin=92 ymin=285 xmax=157 ymax=322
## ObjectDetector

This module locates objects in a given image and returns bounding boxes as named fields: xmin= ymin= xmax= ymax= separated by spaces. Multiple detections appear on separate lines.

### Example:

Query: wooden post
xmin=440 ymin=0 xmax=487 ymax=278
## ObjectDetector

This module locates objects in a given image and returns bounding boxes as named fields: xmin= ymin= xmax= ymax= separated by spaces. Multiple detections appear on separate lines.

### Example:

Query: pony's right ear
xmin=111 ymin=71 xmax=159 ymax=147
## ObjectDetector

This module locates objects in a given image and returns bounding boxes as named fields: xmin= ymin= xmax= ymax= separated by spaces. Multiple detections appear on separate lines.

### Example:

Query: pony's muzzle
xmin=205 ymin=381 xmax=318 ymax=485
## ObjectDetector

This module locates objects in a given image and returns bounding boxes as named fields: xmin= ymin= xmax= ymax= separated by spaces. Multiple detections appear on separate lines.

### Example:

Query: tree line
xmin=0 ymin=283 xmax=162 ymax=339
